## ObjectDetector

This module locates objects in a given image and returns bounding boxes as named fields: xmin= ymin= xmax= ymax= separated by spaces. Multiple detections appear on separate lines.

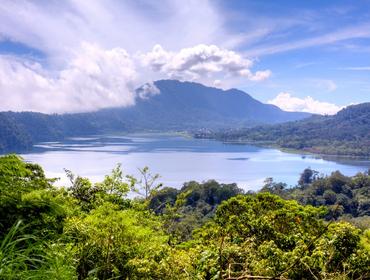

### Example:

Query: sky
xmin=0 ymin=0 xmax=369 ymax=115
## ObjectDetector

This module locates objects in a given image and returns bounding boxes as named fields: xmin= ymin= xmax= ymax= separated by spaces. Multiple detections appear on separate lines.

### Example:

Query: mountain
xmin=212 ymin=103 xmax=370 ymax=157
xmin=0 ymin=79 xmax=310 ymax=153
xmin=117 ymin=80 xmax=310 ymax=130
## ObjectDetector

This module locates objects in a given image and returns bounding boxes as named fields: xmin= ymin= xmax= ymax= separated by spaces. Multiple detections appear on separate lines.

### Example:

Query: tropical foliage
xmin=1 ymin=154 xmax=370 ymax=279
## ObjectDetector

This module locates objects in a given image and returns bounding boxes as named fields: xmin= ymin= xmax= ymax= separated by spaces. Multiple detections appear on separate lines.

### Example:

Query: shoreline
xmin=215 ymin=139 xmax=370 ymax=161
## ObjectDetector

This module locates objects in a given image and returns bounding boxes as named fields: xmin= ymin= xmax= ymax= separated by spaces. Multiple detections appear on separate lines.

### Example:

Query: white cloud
xmin=245 ymin=23 xmax=370 ymax=56
xmin=0 ymin=0 xmax=235 ymax=60
xmin=213 ymin=79 xmax=222 ymax=87
xmin=136 ymin=82 xmax=160 ymax=100
xmin=140 ymin=44 xmax=271 ymax=82
xmin=268 ymin=92 xmax=343 ymax=115
xmin=249 ymin=70 xmax=272 ymax=81
xmin=0 ymin=43 xmax=137 ymax=113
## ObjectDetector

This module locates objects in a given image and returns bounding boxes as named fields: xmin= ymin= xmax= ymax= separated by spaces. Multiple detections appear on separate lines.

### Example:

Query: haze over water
xmin=20 ymin=134 xmax=370 ymax=191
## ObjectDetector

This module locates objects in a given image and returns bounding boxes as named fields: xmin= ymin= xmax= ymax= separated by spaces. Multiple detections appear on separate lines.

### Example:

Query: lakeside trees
xmin=263 ymin=168 xmax=370 ymax=222
xmin=1 ymin=155 xmax=370 ymax=279
xmin=200 ymin=103 xmax=370 ymax=157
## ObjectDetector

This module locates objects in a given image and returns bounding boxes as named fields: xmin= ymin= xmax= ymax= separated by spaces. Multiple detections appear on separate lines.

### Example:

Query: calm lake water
xmin=20 ymin=134 xmax=370 ymax=191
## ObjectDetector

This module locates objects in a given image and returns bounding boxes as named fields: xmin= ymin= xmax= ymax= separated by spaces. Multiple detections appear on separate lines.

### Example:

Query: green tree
xmin=298 ymin=168 xmax=319 ymax=187
xmin=65 ymin=203 xmax=191 ymax=279
xmin=0 ymin=154 xmax=67 ymax=239
xmin=128 ymin=166 xmax=162 ymax=200
xmin=191 ymin=193 xmax=370 ymax=279
xmin=66 ymin=164 xmax=130 ymax=210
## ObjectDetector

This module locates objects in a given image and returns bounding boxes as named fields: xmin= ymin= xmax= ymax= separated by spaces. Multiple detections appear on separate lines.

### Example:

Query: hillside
xmin=0 ymin=80 xmax=310 ymax=153
xmin=0 ymin=111 xmax=123 ymax=152
xmin=0 ymin=113 xmax=33 ymax=152
xmin=210 ymin=103 xmax=370 ymax=157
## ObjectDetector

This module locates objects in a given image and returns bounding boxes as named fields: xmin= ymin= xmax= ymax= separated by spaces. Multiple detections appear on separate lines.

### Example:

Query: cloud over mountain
xmin=0 ymin=42 xmax=270 ymax=113
xmin=0 ymin=1 xmax=273 ymax=113
xmin=268 ymin=92 xmax=342 ymax=115
xmin=1 ymin=0 xmax=364 ymax=112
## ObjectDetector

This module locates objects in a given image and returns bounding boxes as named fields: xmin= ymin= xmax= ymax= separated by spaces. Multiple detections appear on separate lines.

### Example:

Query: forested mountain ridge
xmin=122 ymin=80 xmax=310 ymax=130
xmin=0 ymin=80 xmax=310 ymax=153
xmin=0 ymin=113 xmax=33 ymax=152
xmin=206 ymin=103 xmax=370 ymax=157
xmin=0 ymin=111 xmax=126 ymax=152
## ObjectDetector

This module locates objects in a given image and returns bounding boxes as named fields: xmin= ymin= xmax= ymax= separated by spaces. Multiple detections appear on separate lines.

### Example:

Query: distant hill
xmin=0 ymin=80 xmax=310 ymax=153
xmin=211 ymin=103 xmax=370 ymax=157
xmin=0 ymin=113 xmax=33 ymax=152
xmin=0 ymin=111 xmax=127 ymax=152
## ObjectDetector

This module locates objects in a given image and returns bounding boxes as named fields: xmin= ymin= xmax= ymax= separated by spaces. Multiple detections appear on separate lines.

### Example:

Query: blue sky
xmin=0 ymin=0 xmax=369 ymax=114
xmin=220 ymin=0 xmax=370 ymax=108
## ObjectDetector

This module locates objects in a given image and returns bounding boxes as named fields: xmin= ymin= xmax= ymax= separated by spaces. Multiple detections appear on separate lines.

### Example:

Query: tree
xmin=298 ymin=168 xmax=318 ymax=187
xmin=191 ymin=193 xmax=370 ymax=279
xmin=128 ymin=166 xmax=162 ymax=200
xmin=0 ymin=154 xmax=65 ymax=238
xmin=65 ymin=169 xmax=98 ymax=211
xmin=66 ymin=164 xmax=130 ymax=210
xmin=65 ymin=203 xmax=191 ymax=279
xmin=96 ymin=164 xmax=130 ymax=205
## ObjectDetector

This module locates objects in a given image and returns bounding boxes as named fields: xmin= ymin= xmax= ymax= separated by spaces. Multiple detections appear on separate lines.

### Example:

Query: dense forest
xmin=197 ymin=103 xmax=370 ymax=157
xmin=0 ymin=111 xmax=128 ymax=153
xmin=260 ymin=168 xmax=370 ymax=228
xmin=1 ymin=154 xmax=370 ymax=279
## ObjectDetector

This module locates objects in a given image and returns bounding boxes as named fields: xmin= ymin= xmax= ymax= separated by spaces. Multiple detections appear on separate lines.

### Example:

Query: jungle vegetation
xmin=1 ymin=154 xmax=370 ymax=279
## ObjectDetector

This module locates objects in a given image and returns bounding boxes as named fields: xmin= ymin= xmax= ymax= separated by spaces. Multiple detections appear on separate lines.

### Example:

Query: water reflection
xmin=20 ymin=134 xmax=370 ymax=191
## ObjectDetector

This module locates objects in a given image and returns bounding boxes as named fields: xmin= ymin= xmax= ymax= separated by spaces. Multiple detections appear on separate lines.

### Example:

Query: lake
xmin=20 ymin=133 xmax=370 ymax=191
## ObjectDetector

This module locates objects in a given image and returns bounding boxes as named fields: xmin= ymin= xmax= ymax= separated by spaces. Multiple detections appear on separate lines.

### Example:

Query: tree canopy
xmin=0 ymin=155 xmax=370 ymax=279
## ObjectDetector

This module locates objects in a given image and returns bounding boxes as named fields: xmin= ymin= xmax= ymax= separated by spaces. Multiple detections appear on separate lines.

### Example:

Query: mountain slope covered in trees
xmin=120 ymin=80 xmax=310 ymax=130
xmin=0 ymin=80 xmax=310 ymax=153
xmin=207 ymin=103 xmax=370 ymax=157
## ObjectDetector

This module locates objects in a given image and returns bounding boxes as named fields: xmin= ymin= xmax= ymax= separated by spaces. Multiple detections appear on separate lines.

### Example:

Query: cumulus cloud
xmin=213 ymin=79 xmax=222 ymax=87
xmin=268 ymin=92 xmax=342 ymax=115
xmin=140 ymin=44 xmax=271 ymax=82
xmin=136 ymin=82 xmax=160 ymax=100
xmin=249 ymin=70 xmax=272 ymax=81
xmin=0 ymin=43 xmax=138 ymax=113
